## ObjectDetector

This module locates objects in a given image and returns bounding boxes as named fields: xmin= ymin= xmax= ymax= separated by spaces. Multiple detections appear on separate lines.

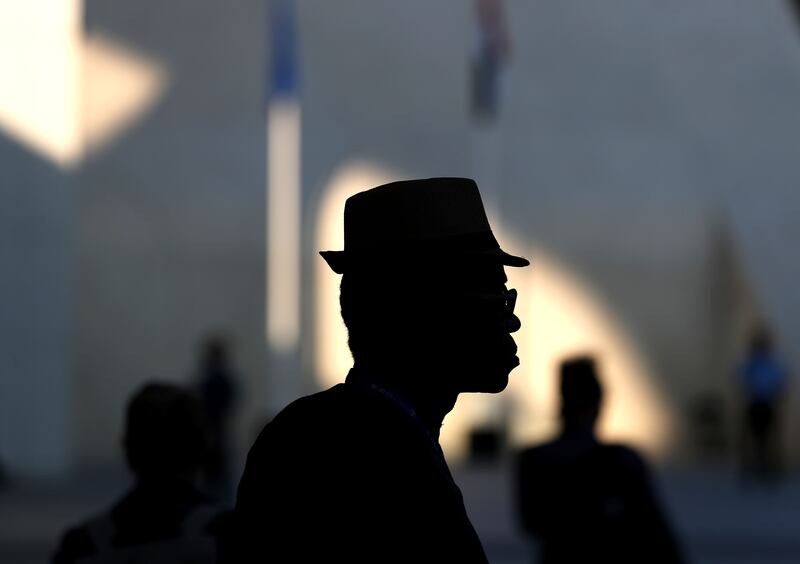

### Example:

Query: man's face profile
xmin=326 ymin=178 xmax=529 ymax=394
xmin=426 ymin=260 xmax=521 ymax=394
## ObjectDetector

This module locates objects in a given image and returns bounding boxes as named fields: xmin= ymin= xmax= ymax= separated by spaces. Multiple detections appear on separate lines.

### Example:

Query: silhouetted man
xmin=738 ymin=326 xmax=788 ymax=484
xmin=222 ymin=178 xmax=528 ymax=562
xmin=516 ymin=357 xmax=684 ymax=564
xmin=53 ymin=382 xmax=225 ymax=564
xmin=195 ymin=336 xmax=238 ymax=500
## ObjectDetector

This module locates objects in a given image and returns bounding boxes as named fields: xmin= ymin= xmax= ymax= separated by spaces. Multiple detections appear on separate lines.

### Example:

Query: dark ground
xmin=2 ymin=461 xmax=799 ymax=564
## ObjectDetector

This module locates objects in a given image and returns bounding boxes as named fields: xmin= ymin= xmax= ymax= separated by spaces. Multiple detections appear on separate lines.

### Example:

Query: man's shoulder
xmin=247 ymin=383 xmax=384 ymax=456
xmin=262 ymin=383 xmax=355 ymax=430
xmin=258 ymin=382 xmax=418 ymax=437
xmin=274 ymin=383 xmax=344 ymax=416
xmin=245 ymin=382 xmax=433 ymax=474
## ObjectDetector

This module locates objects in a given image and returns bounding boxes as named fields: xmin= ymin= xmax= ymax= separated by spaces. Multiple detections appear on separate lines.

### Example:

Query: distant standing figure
xmin=516 ymin=357 xmax=684 ymax=564
xmin=737 ymin=326 xmax=788 ymax=483
xmin=0 ymin=456 xmax=7 ymax=490
xmin=471 ymin=0 xmax=511 ymax=120
xmin=196 ymin=336 xmax=238 ymax=500
xmin=53 ymin=382 xmax=224 ymax=564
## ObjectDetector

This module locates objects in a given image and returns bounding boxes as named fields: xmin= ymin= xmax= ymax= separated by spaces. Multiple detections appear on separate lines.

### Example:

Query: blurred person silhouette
xmin=516 ymin=356 xmax=684 ymax=564
xmin=0 ymin=456 xmax=7 ymax=489
xmin=221 ymin=178 xmax=528 ymax=563
xmin=195 ymin=336 xmax=239 ymax=500
xmin=471 ymin=0 xmax=511 ymax=120
xmin=737 ymin=326 xmax=789 ymax=484
xmin=790 ymin=0 xmax=800 ymax=32
xmin=53 ymin=382 xmax=226 ymax=564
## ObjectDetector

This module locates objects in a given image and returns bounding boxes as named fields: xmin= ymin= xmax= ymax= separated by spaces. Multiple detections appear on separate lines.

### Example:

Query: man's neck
xmin=350 ymin=363 xmax=458 ymax=441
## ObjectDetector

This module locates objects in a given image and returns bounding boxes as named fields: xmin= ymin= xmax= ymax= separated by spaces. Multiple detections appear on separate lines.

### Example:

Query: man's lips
xmin=506 ymin=335 xmax=518 ymax=357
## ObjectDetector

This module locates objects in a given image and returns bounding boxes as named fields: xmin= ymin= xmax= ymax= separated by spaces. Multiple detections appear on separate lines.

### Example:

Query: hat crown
xmin=343 ymin=177 xmax=491 ymax=251
xmin=319 ymin=177 xmax=529 ymax=274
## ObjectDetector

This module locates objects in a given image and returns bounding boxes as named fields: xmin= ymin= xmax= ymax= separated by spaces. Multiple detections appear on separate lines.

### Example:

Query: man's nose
xmin=506 ymin=313 xmax=521 ymax=333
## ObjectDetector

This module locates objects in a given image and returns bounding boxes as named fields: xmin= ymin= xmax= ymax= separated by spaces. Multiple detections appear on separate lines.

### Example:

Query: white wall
xmin=73 ymin=0 xmax=267 ymax=467
xmin=5 ymin=0 xmax=800 ymax=473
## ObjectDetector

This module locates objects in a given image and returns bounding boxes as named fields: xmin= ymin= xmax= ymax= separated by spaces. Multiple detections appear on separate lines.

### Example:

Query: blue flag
xmin=268 ymin=0 xmax=299 ymax=101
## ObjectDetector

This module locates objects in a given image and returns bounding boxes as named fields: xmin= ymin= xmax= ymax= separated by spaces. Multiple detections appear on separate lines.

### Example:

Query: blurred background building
xmin=3 ymin=1 xmax=800 ymax=561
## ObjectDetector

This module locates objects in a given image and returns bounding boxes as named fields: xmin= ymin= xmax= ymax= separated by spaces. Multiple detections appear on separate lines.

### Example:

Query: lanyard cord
xmin=366 ymin=382 xmax=439 ymax=449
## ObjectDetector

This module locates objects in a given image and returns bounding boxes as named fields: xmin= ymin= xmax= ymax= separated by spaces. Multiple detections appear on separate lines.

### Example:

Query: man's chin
xmin=482 ymin=377 xmax=509 ymax=394
xmin=462 ymin=360 xmax=518 ymax=393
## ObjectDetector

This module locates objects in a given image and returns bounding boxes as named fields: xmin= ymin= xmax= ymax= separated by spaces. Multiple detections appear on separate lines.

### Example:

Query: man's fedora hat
xmin=320 ymin=177 xmax=529 ymax=274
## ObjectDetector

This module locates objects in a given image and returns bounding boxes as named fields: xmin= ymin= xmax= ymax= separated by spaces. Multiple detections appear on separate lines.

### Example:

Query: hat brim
xmin=320 ymin=249 xmax=529 ymax=274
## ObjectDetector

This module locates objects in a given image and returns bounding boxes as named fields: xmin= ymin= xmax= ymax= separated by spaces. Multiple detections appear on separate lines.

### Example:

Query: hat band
xmin=344 ymin=229 xmax=500 ymax=254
